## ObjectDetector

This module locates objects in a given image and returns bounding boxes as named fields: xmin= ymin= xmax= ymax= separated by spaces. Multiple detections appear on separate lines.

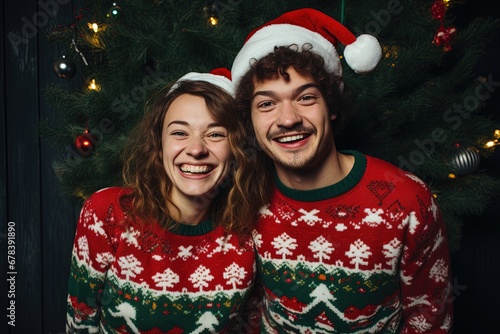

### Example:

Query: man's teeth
xmin=277 ymin=135 xmax=305 ymax=143
xmin=180 ymin=165 xmax=213 ymax=174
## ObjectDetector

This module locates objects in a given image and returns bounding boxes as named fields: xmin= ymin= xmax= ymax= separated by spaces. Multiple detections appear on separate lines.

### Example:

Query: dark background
xmin=1 ymin=0 xmax=499 ymax=333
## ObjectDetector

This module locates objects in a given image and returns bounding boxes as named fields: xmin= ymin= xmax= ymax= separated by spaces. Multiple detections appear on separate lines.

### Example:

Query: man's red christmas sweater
xmin=253 ymin=151 xmax=453 ymax=333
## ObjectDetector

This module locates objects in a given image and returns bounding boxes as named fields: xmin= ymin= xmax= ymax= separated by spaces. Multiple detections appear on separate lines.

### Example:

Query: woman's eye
xmin=171 ymin=131 xmax=187 ymax=136
xmin=207 ymin=132 xmax=227 ymax=139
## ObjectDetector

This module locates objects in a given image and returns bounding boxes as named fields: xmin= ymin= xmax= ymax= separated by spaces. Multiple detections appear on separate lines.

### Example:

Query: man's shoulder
xmin=364 ymin=154 xmax=433 ymax=194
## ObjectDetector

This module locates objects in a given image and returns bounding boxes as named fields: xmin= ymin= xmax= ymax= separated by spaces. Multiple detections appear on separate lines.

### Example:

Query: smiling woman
xmin=160 ymin=93 xmax=231 ymax=218
xmin=65 ymin=69 xmax=267 ymax=333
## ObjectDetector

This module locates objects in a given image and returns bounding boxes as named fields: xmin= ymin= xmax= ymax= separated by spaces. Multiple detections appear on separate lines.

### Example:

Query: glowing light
xmin=486 ymin=140 xmax=496 ymax=148
xmin=448 ymin=173 xmax=456 ymax=179
xmin=484 ymin=129 xmax=500 ymax=148
xmin=209 ymin=16 xmax=218 ymax=26
xmin=88 ymin=79 xmax=100 ymax=91
xmin=383 ymin=45 xmax=398 ymax=67
xmin=88 ymin=22 xmax=99 ymax=33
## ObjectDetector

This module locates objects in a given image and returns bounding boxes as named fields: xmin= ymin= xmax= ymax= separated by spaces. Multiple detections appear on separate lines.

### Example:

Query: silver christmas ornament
xmin=449 ymin=146 xmax=481 ymax=176
xmin=53 ymin=55 xmax=76 ymax=79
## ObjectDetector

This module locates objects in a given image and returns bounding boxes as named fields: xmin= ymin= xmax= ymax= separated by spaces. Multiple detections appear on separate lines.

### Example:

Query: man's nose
xmin=276 ymin=101 xmax=302 ymax=128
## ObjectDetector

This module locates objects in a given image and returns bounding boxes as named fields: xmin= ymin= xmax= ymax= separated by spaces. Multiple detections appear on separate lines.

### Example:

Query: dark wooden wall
xmin=0 ymin=1 xmax=499 ymax=333
xmin=1 ymin=1 xmax=80 ymax=333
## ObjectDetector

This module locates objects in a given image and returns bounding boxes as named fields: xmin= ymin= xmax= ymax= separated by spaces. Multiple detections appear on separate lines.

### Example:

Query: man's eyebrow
xmin=252 ymin=90 xmax=277 ymax=100
xmin=252 ymin=83 xmax=319 ymax=101
xmin=291 ymin=83 xmax=319 ymax=97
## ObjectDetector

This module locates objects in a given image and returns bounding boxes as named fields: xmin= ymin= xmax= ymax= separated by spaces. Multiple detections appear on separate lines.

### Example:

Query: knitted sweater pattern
xmin=66 ymin=187 xmax=257 ymax=333
xmin=253 ymin=151 xmax=453 ymax=333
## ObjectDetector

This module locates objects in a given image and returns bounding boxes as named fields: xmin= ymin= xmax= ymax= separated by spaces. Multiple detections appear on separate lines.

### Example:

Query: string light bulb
xmin=203 ymin=5 xmax=218 ymax=27
xmin=88 ymin=79 xmax=100 ymax=91
xmin=88 ymin=22 xmax=99 ymax=33
xmin=107 ymin=3 xmax=122 ymax=19
xmin=486 ymin=140 xmax=497 ymax=148
xmin=484 ymin=129 xmax=500 ymax=148
xmin=209 ymin=16 xmax=218 ymax=26
xmin=383 ymin=45 xmax=398 ymax=68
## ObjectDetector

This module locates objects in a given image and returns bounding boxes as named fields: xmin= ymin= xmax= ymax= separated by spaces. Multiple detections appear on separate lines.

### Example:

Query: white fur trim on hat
xmin=169 ymin=71 xmax=234 ymax=97
xmin=231 ymin=24 xmax=341 ymax=88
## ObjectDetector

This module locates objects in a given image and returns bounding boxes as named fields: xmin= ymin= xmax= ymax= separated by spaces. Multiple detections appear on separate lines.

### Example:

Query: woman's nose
xmin=186 ymin=136 xmax=208 ymax=157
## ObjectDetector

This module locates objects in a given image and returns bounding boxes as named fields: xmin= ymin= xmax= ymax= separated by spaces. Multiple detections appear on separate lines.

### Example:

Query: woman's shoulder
xmin=88 ymin=186 xmax=129 ymax=199
xmin=81 ymin=186 xmax=131 ymax=221
xmin=85 ymin=186 xmax=128 ymax=204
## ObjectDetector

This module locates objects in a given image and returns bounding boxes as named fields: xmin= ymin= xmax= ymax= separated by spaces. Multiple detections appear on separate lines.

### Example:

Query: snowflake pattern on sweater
xmin=66 ymin=187 xmax=257 ymax=333
xmin=252 ymin=151 xmax=453 ymax=333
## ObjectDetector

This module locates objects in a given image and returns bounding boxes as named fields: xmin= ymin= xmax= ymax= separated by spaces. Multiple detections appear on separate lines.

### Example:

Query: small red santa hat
xmin=231 ymin=8 xmax=383 ymax=87
xmin=170 ymin=67 xmax=234 ymax=97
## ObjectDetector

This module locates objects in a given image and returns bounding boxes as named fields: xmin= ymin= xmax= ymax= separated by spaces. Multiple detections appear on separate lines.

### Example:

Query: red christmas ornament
xmin=433 ymin=26 xmax=457 ymax=52
xmin=430 ymin=0 xmax=456 ymax=52
xmin=75 ymin=130 xmax=95 ymax=156
xmin=431 ymin=0 xmax=447 ymax=20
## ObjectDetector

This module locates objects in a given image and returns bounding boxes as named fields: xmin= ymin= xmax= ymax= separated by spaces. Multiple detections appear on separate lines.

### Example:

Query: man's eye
xmin=257 ymin=101 xmax=274 ymax=108
xmin=300 ymin=95 xmax=315 ymax=101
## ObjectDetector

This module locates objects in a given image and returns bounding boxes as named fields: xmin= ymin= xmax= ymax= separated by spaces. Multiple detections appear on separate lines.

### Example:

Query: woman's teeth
xmin=180 ymin=165 xmax=213 ymax=174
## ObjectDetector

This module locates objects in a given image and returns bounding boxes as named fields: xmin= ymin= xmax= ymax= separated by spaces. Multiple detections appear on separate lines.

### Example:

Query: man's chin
xmin=273 ymin=155 xmax=316 ymax=172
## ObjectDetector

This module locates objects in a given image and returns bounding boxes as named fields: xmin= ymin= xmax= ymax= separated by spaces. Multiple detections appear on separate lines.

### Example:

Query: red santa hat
xmin=170 ymin=67 xmax=234 ymax=97
xmin=231 ymin=8 xmax=383 ymax=87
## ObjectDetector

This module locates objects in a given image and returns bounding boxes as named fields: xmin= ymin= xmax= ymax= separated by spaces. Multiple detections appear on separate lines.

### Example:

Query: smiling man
xmin=233 ymin=8 xmax=454 ymax=333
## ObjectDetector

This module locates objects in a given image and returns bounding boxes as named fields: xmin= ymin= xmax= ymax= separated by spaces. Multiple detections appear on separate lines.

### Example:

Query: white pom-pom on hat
xmin=344 ymin=34 xmax=382 ymax=74
xmin=169 ymin=67 xmax=234 ymax=97
xmin=231 ymin=8 xmax=382 ymax=87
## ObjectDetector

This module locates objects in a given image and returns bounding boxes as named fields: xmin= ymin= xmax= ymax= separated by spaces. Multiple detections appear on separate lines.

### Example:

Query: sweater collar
xmin=274 ymin=150 xmax=366 ymax=202
xmin=170 ymin=219 xmax=215 ymax=236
